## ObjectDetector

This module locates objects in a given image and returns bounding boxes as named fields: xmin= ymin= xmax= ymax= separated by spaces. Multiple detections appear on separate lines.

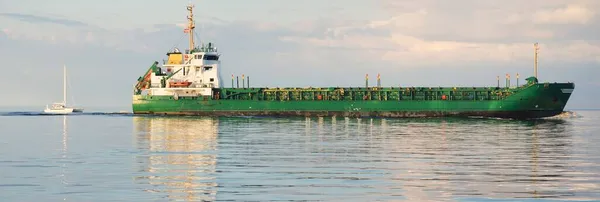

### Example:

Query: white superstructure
xmin=135 ymin=3 xmax=224 ymax=99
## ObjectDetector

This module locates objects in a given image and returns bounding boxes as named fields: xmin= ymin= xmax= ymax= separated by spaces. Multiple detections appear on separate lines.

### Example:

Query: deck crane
xmin=134 ymin=61 xmax=160 ymax=94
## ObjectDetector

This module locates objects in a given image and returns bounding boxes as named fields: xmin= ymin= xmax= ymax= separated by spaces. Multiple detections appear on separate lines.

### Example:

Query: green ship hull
xmin=132 ymin=81 xmax=574 ymax=119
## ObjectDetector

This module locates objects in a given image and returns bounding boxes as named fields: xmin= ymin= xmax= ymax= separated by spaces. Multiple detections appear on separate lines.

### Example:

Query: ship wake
xmin=543 ymin=111 xmax=582 ymax=119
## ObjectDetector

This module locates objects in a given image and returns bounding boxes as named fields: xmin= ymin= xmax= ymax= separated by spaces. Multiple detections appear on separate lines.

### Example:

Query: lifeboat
xmin=169 ymin=81 xmax=192 ymax=88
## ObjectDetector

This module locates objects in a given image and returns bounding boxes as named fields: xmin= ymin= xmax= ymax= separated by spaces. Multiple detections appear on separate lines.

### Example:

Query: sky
xmin=0 ymin=0 xmax=599 ymax=110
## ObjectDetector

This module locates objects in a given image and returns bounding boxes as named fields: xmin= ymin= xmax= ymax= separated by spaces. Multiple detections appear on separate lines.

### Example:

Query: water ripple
xmin=0 ymin=111 xmax=598 ymax=201
xmin=126 ymin=113 xmax=599 ymax=201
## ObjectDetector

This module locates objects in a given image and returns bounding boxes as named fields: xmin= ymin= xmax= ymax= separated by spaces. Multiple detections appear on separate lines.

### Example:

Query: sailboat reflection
xmin=60 ymin=115 xmax=68 ymax=201
xmin=133 ymin=116 xmax=219 ymax=201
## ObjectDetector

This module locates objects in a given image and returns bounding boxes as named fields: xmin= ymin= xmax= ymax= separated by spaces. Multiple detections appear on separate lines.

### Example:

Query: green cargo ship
xmin=132 ymin=3 xmax=574 ymax=119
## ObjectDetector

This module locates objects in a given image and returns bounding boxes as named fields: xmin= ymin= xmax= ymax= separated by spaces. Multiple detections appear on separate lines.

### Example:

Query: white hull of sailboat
xmin=44 ymin=108 xmax=75 ymax=114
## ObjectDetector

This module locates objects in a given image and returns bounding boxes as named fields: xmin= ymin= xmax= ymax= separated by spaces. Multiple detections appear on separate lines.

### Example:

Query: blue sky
xmin=1 ymin=0 xmax=599 ymax=110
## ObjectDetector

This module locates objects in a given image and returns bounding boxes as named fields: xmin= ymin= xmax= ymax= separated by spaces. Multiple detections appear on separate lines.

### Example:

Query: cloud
xmin=2 ymin=1 xmax=598 ymax=68
xmin=0 ymin=28 xmax=8 ymax=37
xmin=0 ymin=13 xmax=87 ymax=27
xmin=381 ymin=0 xmax=600 ymax=42
xmin=277 ymin=0 xmax=600 ymax=67
xmin=533 ymin=4 xmax=595 ymax=24
xmin=590 ymin=81 xmax=600 ymax=86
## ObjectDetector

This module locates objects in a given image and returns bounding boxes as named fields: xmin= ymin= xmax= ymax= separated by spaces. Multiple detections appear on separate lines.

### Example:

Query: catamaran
xmin=44 ymin=65 xmax=84 ymax=114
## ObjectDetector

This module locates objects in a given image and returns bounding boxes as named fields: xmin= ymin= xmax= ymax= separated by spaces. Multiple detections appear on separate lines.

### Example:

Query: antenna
xmin=534 ymin=43 xmax=539 ymax=78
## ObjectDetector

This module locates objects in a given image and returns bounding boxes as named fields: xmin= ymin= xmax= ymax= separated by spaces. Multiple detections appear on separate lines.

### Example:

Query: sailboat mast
xmin=63 ymin=65 xmax=67 ymax=105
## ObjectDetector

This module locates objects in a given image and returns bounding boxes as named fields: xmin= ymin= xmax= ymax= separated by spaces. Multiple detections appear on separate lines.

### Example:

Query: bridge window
xmin=210 ymin=78 xmax=214 ymax=82
xmin=204 ymin=55 xmax=219 ymax=60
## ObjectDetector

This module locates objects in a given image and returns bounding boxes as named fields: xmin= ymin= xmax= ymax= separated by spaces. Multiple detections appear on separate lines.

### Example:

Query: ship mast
xmin=186 ymin=3 xmax=196 ymax=52
xmin=534 ymin=43 xmax=539 ymax=78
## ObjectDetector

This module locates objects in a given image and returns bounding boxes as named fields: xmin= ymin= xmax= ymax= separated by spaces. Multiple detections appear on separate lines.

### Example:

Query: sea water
xmin=0 ymin=110 xmax=598 ymax=201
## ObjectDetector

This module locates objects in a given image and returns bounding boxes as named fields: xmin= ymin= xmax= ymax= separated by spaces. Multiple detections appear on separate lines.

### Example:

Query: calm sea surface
xmin=0 ymin=110 xmax=599 ymax=201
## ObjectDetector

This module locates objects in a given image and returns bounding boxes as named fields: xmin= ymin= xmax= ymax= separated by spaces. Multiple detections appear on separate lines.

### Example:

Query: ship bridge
xmin=189 ymin=43 xmax=220 ymax=66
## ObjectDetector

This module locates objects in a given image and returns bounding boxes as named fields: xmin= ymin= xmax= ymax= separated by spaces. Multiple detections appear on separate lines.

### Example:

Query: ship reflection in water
xmin=133 ymin=117 xmax=218 ymax=201
xmin=59 ymin=115 xmax=69 ymax=201
xmin=294 ymin=117 xmax=586 ymax=201
xmin=131 ymin=115 xmax=598 ymax=201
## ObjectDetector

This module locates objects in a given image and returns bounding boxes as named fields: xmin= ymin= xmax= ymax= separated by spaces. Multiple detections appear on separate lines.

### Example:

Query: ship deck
xmin=215 ymin=85 xmax=529 ymax=102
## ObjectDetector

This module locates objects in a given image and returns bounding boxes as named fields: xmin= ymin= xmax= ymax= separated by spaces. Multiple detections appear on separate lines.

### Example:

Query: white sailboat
xmin=44 ymin=65 xmax=84 ymax=114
